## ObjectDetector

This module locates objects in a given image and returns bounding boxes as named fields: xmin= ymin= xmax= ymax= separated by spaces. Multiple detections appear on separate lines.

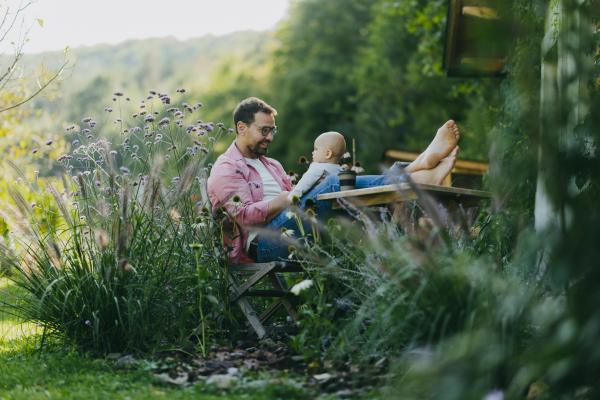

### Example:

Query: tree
xmin=268 ymin=0 xmax=380 ymax=169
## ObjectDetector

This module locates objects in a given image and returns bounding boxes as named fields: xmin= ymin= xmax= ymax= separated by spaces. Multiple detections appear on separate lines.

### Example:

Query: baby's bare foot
xmin=418 ymin=120 xmax=459 ymax=170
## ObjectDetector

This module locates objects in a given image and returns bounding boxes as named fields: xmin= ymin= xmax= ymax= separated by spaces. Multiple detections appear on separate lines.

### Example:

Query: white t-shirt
xmin=289 ymin=162 xmax=342 ymax=200
xmin=244 ymin=158 xmax=282 ymax=251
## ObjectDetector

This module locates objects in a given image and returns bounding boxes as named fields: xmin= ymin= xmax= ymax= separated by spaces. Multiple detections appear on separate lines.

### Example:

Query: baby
xmin=288 ymin=131 xmax=346 ymax=200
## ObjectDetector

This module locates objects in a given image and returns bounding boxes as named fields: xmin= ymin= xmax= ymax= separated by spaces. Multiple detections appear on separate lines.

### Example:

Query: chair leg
xmin=268 ymin=272 xmax=299 ymax=322
xmin=227 ymin=273 xmax=267 ymax=339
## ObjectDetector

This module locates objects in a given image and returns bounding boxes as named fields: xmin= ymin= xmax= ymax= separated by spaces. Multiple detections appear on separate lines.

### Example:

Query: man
xmin=208 ymin=97 xmax=459 ymax=264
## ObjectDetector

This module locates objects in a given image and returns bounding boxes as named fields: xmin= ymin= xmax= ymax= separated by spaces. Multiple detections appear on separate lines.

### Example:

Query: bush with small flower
xmin=0 ymin=88 xmax=241 ymax=353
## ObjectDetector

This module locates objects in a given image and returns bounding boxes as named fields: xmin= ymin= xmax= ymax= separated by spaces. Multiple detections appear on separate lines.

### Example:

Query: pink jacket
xmin=207 ymin=141 xmax=293 ymax=265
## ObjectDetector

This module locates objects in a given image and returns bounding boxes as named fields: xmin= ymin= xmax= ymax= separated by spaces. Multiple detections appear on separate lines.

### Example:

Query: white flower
xmin=291 ymin=279 xmax=313 ymax=295
xmin=286 ymin=211 xmax=295 ymax=219
xmin=281 ymin=229 xmax=295 ymax=237
xmin=482 ymin=391 xmax=504 ymax=400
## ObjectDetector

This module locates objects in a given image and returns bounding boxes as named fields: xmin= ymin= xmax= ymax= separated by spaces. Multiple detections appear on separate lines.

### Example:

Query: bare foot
xmin=406 ymin=120 xmax=459 ymax=172
xmin=411 ymin=146 xmax=459 ymax=185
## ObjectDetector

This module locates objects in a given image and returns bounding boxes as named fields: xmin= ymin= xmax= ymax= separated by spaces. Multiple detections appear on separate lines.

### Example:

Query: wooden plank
xmin=231 ymin=261 xmax=305 ymax=274
xmin=268 ymin=272 xmax=298 ymax=322
xmin=244 ymin=290 xmax=293 ymax=298
xmin=229 ymin=262 xmax=275 ymax=273
xmin=317 ymin=183 xmax=493 ymax=201
xmin=227 ymin=274 xmax=266 ymax=339
xmin=259 ymin=299 xmax=284 ymax=324
xmin=228 ymin=263 xmax=277 ymax=302
xmin=384 ymin=149 xmax=489 ymax=176
xmin=462 ymin=6 xmax=500 ymax=20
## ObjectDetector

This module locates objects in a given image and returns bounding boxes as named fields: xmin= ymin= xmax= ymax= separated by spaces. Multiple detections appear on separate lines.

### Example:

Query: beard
xmin=249 ymin=139 xmax=270 ymax=156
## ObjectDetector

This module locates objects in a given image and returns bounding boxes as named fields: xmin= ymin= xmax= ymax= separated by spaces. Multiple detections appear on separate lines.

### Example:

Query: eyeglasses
xmin=253 ymin=124 xmax=278 ymax=136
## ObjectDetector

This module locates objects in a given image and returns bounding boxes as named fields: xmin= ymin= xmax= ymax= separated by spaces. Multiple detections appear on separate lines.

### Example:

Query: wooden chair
xmin=227 ymin=261 xmax=304 ymax=339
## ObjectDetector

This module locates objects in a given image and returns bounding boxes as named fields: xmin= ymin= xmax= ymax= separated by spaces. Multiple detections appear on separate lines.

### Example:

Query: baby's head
xmin=312 ymin=131 xmax=346 ymax=164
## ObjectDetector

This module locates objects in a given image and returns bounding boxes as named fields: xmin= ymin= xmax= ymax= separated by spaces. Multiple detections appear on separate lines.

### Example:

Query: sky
xmin=5 ymin=0 xmax=292 ymax=54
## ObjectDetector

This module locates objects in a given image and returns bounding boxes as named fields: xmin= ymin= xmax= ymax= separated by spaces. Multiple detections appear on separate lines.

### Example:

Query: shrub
xmin=0 ymin=89 xmax=233 ymax=353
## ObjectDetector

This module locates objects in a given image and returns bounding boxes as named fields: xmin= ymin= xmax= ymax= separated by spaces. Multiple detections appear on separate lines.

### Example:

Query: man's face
xmin=238 ymin=111 xmax=276 ymax=158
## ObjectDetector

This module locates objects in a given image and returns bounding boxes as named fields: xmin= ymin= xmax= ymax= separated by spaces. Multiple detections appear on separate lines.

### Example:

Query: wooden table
xmin=316 ymin=183 xmax=493 ymax=210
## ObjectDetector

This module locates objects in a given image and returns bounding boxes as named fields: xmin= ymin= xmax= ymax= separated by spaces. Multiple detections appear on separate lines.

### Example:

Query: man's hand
xmin=267 ymin=191 xmax=292 ymax=219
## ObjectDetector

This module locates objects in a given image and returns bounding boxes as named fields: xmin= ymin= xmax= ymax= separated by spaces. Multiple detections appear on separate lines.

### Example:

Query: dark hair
xmin=233 ymin=97 xmax=277 ymax=134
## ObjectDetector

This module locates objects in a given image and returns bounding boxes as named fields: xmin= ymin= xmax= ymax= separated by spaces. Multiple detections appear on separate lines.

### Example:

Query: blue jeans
xmin=255 ymin=165 xmax=409 ymax=263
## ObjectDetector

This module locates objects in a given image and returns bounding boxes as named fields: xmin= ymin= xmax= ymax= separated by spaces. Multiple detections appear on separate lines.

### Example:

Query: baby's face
xmin=312 ymin=137 xmax=330 ymax=163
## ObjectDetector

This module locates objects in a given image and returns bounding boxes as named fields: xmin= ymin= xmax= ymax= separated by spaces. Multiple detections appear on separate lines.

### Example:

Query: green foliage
xmin=352 ymin=0 xmax=499 ymax=170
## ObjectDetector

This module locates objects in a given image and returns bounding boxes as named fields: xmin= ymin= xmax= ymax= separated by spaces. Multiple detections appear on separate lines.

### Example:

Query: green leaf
xmin=205 ymin=294 xmax=219 ymax=306
xmin=37 ymin=19 xmax=43 ymax=27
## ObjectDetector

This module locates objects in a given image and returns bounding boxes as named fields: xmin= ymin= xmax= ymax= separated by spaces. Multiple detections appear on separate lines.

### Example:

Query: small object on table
xmin=338 ymin=170 xmax=357 ymax=191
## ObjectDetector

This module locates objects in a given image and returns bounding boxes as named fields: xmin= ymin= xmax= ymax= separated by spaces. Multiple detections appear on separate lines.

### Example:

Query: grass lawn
xmin=0 ymin=278 xmax=322 ymax=400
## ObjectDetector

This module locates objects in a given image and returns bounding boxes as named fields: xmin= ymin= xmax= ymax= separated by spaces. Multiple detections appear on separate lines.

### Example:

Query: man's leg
xmin=255 ymin=147 xmax=459 ymax=262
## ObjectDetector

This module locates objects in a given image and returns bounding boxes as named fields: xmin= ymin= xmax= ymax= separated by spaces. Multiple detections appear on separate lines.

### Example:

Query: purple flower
xmin=133 ymin=145 xmax=139 ymax=150
xmin=149 ymin=90 xmax=157 ymax=95
xmin=112 ymin=97 xmax=116 ymax=101
xmin=85 ymin=320 xmax=90 ymax=325
xmin=89 ymin=121 xmax=97 ymax=127
xmin=176 ymin=88 xmax=186 ymax=93
xmin=87 ymin=135 xmax=93 ymax=139
xmin=32 ymin=148 xmax=38 ymax=154
xmin=116 ymin=118 xmax=123 ymax=122
xmin=37 ymin=323 xmax=43 ymax=327
xmin=110 ymin=150 xmax=117 ymax=155
xmin=203 ymin=167 xmax=209 ymax=172
xmin=209 ymin=137 xmax=215 ymax=142
xmin=229 ymin=128 xmax=234 ymax=132
xmin=82 ymin=129 xmax=91 ymax=134
xmin=114 ymin=91 xmax=123 ymax=96
xmin=195 ymin=103 xmax=203 ymax=108
xmin=158 ymin=117 xmax=171 ymax=126
xmin=140 ymin=103 xmax=146 ymax=108
xmin=200 ymin=147 xmax=209 ymax=154
xmin=143 ymin=115 xmax=155 ymax=123
xmin=132 ymin=113 xmax=138 ymax=118
xmin=154 ymin=206 xmax=161 ymax=210
xmin=105 ymin=108 xmax=113 ymax=112
xmin=206 ymin=125 xmax=214 ymax=132
xmin=208 ymin=163 xmax=213 ymax=168
xmin=120 ymin=166 xmax=130 ymax=174
xmin=95 ymin=181 xmax=101 ymax=186
xmin=46 ymin=140 xmax=54 ymax=145
xmin=217 ymin=123 xmax=224 ymax=128
xmin=165 ymin=155 xmax=170 ymax=160
xmin=147 ymin=95 xmax=154 ymax=100
xmin=165 ymin=285 xmax=172 ymax=292
xmin=66 ymin=125 xmax=75 ymax=131
xmin=82 ymin=117 xmax=92 ymax=123
xmin=72 ymin=140 xmax=79 ymax=145
xmin=155 ymin=134 xmax=163 ymax=140
xmin=126 ymin=97 xmax=130 ymax=101
xmin=30 ymin=202 xmax=36 ymax=208
xmin=161 ymin=97 xmax=171 ymax=104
